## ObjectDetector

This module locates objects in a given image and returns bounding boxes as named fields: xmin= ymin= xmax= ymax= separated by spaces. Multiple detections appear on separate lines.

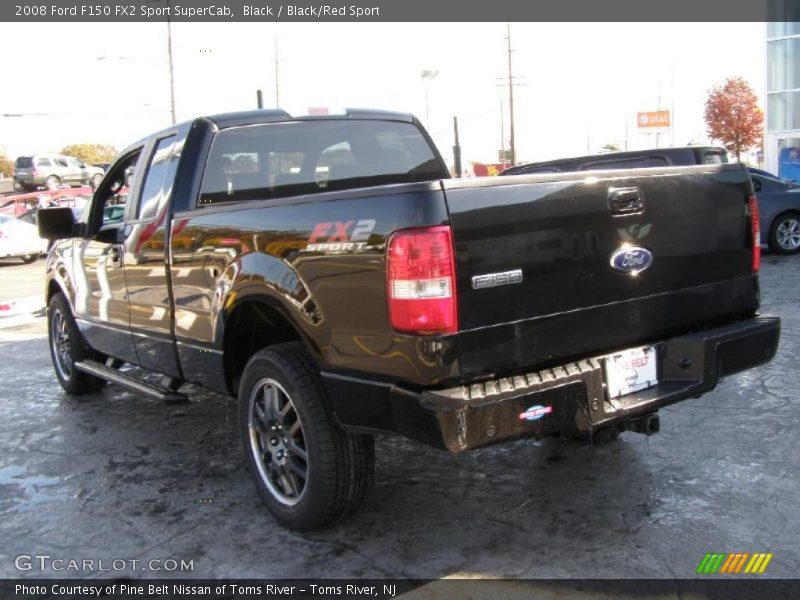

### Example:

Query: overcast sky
xmin=0 ymin=22 xmax=765 ymax=166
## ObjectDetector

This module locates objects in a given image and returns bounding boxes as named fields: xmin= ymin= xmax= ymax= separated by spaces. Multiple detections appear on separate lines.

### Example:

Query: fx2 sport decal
xmin=306 ymin=219 xmax=376 ymax=252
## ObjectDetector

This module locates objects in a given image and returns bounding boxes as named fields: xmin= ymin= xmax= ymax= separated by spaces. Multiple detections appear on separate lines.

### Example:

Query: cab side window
xmin=136 ymin=137 xmax=180 ymax=221
xmin=95 ymin=151 xmax=140 ymax=228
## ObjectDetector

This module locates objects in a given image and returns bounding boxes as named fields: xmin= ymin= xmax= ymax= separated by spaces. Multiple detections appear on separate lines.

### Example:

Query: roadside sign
xmin=637 ymin=110 xmax=671 ymax=129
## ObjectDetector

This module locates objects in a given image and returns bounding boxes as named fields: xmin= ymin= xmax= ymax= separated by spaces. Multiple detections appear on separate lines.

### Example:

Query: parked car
xmin=501 ymin=146 xmax=729 ymax=176
xmin=14 ymin=155 xmax=104 ymax=191
xmin=749 ymin=168 xmax=800 ymax=254
xmin=0 ymin=213 xmax=47 ymax=263
xmin=38 ymin=109 xmax=778 ymax=531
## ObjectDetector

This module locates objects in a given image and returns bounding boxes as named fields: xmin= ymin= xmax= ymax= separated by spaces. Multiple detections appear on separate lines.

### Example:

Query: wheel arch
xmin=219 ymin=295 xmax=322 ymax=396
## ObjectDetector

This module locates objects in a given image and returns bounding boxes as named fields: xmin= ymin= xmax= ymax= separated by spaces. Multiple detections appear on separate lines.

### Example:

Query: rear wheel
xmin=48 ymin=293 xmax=105 ymax=394
xmin=45 ymin=175 xmax=61 ymax=190
xmin=239 ymin=342 xmax=374 ymax=531
xmin=769 ymin=212 xmax=800 ymax=255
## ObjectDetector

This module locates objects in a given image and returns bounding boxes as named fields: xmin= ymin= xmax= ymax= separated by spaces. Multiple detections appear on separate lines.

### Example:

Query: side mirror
xmin=38 ymin=207 xmax=76 ymax=240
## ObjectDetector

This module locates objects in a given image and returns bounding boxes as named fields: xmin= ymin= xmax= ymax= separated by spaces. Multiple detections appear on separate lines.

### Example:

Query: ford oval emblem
xmin=609 ymin=246 xmax=653 ymax=274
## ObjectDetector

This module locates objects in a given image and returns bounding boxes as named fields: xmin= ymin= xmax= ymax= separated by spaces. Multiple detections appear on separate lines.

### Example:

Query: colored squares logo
xmin=697 ymin=553 xmax=774 ymax=574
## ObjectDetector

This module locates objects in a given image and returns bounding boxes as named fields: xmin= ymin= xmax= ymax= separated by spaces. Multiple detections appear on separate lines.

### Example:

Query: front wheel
xmin=769 ymin=213 xmax=800 ymax=255
xmin=45 ymin=175 xmax=61 ymax=190
xmin=48 ymin=293 xmax=105 ymax=394
xmin=239 ymin=342 xmax=374 ymax=531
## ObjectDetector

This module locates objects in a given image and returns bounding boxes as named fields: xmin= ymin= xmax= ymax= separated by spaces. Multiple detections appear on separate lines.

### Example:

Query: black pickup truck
xmin=38 ymin=109 xmax=780 ymax=531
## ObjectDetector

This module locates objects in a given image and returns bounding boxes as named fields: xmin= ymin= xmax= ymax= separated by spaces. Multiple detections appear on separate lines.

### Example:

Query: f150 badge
xmin=471 ymin=268 xmax=523 ymax=290
xmin=609 ymin=246 xmax=653 ymax=275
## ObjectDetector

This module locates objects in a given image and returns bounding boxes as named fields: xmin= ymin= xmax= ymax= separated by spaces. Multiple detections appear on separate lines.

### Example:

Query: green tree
xmin=61 ymin=143 xmax=118 ymax=164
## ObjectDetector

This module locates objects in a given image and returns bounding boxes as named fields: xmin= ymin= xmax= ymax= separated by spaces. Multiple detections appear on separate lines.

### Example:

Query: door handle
xmin=608 ymin=187 xmax=644 ymax=215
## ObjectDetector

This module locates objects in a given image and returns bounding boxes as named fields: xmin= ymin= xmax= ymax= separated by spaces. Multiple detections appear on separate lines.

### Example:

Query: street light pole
xmin=420 ymin=69 xmax=439 ymax=131
xmin=166 ymin=3 xmax=176 ymax=125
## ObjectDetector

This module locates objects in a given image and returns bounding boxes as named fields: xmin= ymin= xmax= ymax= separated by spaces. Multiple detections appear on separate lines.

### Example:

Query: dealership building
xmin=766 ymin=13 xmax=800 ymax=178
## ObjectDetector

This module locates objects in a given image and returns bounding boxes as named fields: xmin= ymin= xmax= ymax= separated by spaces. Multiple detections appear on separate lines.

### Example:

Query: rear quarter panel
xmin=170 ymin=182 xmax=458 ymax=390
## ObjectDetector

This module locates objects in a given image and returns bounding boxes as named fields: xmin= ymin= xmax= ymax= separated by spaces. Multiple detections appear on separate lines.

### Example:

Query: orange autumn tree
xmin=704 ymin=77 xmax=764 ymax=161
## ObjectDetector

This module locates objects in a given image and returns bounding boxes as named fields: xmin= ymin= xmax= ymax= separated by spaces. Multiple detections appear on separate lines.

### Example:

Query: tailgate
xmin=443 ymin=164 xmax=759 ymax=379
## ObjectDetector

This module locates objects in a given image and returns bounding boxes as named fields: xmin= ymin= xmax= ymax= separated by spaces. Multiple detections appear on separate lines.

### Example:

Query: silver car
xmin=14 ymin=154 xmax=104 ymax=191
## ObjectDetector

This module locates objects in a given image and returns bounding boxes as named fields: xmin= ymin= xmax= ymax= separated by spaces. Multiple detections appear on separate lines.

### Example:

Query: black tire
xmin=238 ymin=342 xmax=374 ymax=531
xmin=45 ymin=175 xmax=60 ymax=190
xmin=768 ymin=212 xmax=800 ymax=255
xmin=20 ymin=254 xmax=37 ymax=264
xmin=47 ymin=293 xmax=106 ymax=394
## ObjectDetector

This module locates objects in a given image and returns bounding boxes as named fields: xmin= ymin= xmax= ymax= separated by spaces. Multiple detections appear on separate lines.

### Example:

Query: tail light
xmin=749 ymin=195 xmax=760 ymax=272
xmin=387 ymin=225 xmax=458 ymax=335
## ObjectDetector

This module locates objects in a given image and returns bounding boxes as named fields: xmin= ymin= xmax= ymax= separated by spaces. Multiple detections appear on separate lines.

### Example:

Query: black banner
xmin=0 ymin=0 xmax=794 ymax=23
xmin=1 ymin=579 xmax=799 ymax=600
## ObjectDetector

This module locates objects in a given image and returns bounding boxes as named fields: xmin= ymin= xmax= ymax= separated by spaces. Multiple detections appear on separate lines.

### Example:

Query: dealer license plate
xmin=603 ymin=345 xmax=658 ymax=399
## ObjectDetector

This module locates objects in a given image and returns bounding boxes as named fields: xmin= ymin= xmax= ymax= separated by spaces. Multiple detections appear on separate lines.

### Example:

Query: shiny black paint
xmin=169 ymin=183 xmax=454 ymax=390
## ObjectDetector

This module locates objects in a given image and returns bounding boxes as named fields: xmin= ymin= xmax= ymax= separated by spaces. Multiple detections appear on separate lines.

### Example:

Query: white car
xmin=0 ymin=213 xmax=47 ymax=263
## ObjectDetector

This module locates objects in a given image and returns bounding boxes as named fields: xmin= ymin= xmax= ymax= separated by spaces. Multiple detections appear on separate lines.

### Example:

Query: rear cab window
xmin=198 ymin=120 xmax=444 ymax=206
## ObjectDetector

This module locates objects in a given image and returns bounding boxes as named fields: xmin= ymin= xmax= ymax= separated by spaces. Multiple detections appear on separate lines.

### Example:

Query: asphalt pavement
xmin=0 ymin=255 xmax=797 ymax=582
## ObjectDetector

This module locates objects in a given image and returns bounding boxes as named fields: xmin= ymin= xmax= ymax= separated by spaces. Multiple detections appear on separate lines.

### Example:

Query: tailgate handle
xmin=608 ymin=187 xmax=644 ymax=215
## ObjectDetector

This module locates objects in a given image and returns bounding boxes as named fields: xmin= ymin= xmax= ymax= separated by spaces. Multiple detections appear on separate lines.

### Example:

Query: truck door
xmin=72 ymin=149 xmax=143 ymax=363
xmin=124 ymin=128 xmax=188 ymax=377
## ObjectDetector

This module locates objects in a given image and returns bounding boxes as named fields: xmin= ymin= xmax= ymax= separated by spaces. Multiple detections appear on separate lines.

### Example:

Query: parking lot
xmin=0 ymin=255 xmax=797 ymax=581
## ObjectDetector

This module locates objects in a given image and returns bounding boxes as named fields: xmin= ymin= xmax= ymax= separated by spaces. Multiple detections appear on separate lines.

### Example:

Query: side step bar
xmin=75 ymin=359 xmax=188 ymax=404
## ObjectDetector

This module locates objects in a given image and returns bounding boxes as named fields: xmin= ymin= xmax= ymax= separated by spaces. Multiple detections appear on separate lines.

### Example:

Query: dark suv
xmin=501 ymin=146 xmax=729 ymax=176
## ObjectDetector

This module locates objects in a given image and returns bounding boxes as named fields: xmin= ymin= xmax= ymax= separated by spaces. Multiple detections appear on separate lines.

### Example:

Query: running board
xmin=75 ymin=360 xmax=188 ymax=404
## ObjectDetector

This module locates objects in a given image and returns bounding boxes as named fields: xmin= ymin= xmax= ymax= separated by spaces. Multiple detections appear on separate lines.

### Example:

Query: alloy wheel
xmin=247 ymin=378 xmax=309 ymax=505
xmin=50 ymin=308 xmax=72 ymax=379
xmin=776 ymin=217 xmax=800 ymax=251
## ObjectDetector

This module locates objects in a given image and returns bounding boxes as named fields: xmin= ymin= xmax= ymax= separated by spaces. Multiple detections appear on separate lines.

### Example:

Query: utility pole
xmin=453 ymin=116 xmax=462 ymax=177
xmin=500 ymin=100 xmax=505 ymax=166
xmin=274 ymin=38 xmax=281 ymax=107
xmin=506 ymin=24 xmax=516 ymax=166
xmin=625 ymin=120 xmax=629 ymax=151
xmin=655 ymin=80 xmax=662 ymax=149
xmin=166 ymin=3 xmax=176 ymax=125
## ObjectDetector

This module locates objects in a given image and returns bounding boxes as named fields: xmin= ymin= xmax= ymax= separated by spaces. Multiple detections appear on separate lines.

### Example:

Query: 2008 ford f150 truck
xmin=38 ymin=109 xmax=780 ymax=531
